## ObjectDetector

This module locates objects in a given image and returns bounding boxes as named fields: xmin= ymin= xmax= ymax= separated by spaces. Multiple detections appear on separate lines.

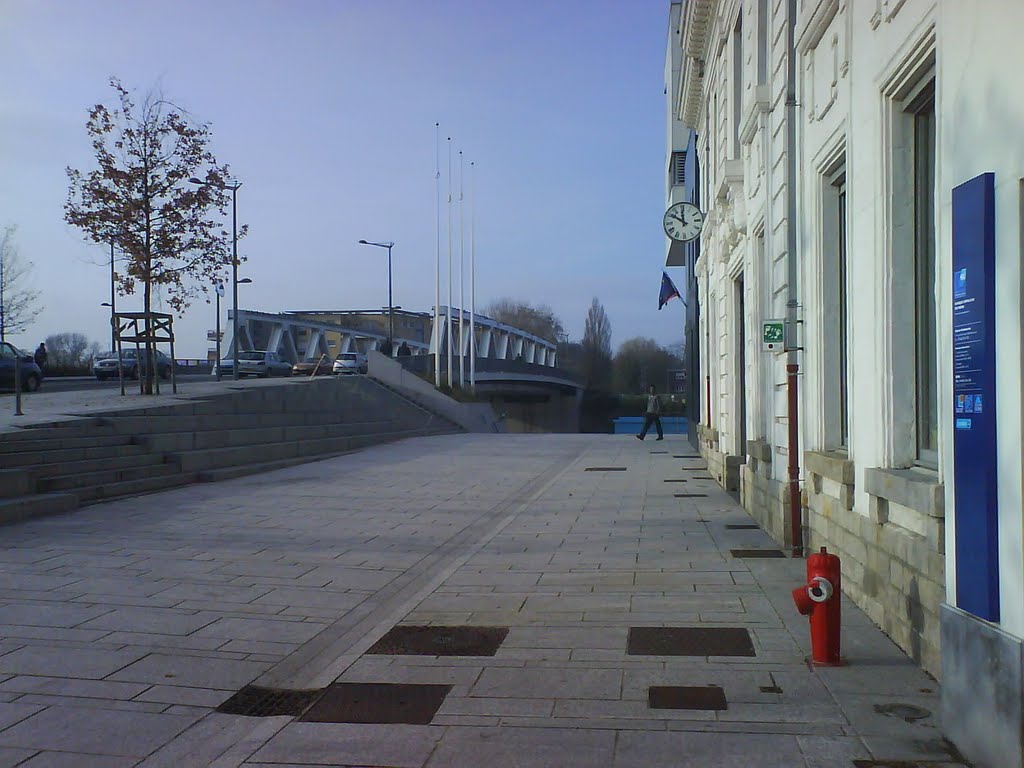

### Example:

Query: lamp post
xmin=107 ymin=239 xmax=116 ymax=351
xmin=358 ymin=240 xmax=394 ymax=346
xmin=190 ymin=177 xmax=243 ymax=379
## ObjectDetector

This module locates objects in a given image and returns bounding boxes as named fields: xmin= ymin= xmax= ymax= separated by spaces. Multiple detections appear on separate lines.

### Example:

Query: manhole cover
xmin=300 ymin=682 xmax=451 ymax=725
xmin=628 ymin=627 xmax=756 ymax=657
xmin=730 ymin=549 xmax=786 ymax=558
xmin=585 ymin=467 xmax=627 ymax=472
xmin=664 ymin=479 xmax=688 ymax=483
xmin=675 ymin=493 xmax=708 ymax=498
xmin=872 ymin=703 xmax=932 ymax=722
xmin=649 ymin=685 xmax=727 ymax=711
xmin=215 ymin=685 xmax=321 ymax=717
xmin=368 ymin=625 xmax=509 ymax=656
xmin=726 ymin=524 xmax=760 ymax=530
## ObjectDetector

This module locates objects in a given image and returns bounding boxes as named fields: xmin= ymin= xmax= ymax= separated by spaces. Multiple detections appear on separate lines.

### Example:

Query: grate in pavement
xmin=726 ymin=523 xmax=760 ymax=529
xmin=664 ymin=479 xmax=688 ymax=483
xmin=673 ymin=455 xmax=700 ymax=459
xmin=852 ymin=762 xmax=961 ymax=768
xmin=690 ymin=475 xmax=715 ymax=479
xmin=648 ymin=685 xmax=728 ymax=711
xmin=368 ymin=625 xmax=509 ymax=656
xmin=674 ymin=493 xmax=708 ymax=498
xmin=730 ymin=549 xmax=786 ymax=558
xmin=585 ymin=467 xmax=628 ymax=472
xmin=215 ymin=685 xmax=321 ymax=717
xmin=299 ymin=682 xmax=451 ymax=725
xmin=650 ymin=451 xmax=669 ymax=454
xmin=627 ymin=626 xmax=756 ymax=657
xmin=872 ymin=703 xmax=932 ymax=722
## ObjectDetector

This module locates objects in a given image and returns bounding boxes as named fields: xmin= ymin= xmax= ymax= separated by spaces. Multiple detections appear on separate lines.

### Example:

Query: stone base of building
xmin=805 ymin=451 xmax=945 ymax=677
xmin=941 ymin=603 xmax=1024 ymax=768
xmin=696 ymin=424 xmax=742 ymax=492
xmin=740 ymin=440 xmax=790 ymax=544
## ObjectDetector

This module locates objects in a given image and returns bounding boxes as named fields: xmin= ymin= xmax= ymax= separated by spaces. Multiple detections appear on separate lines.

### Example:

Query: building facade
xmin=667 ymin=2 xmax=1024 ymax=766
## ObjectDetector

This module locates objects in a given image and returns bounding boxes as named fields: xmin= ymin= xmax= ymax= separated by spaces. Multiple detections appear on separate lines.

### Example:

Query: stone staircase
xmin=0 ymin=375 xmax=461 ymax=525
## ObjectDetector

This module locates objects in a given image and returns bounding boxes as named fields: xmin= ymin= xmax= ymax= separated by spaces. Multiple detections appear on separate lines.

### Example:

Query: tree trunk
xmin=143 ymin=282 xmax=153 ymax=394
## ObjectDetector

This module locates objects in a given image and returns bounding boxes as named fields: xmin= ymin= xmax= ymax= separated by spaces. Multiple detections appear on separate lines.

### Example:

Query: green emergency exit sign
xmin=763 ymin=320 xmax=784 ymax=351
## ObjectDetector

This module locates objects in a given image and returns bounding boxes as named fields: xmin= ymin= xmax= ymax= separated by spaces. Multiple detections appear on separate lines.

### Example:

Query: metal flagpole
xmin=446 ymin=138 xmax=454 ymax=387
xmin=458 ymin=150 xmax=465 ymax=389
xmin=470 ymin=161 xmax=476 ymax=393
xmin=434 ymin=123 xmax=442 ymax=387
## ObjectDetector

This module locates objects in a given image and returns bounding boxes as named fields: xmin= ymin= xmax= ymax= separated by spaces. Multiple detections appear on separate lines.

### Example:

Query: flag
xmin=658 ymin=271 xmax=681 ymax=310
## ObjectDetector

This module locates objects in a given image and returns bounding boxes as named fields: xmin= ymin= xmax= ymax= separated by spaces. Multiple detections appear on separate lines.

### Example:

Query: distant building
xmin=667 ymin=1 xmax=1024 ymax=766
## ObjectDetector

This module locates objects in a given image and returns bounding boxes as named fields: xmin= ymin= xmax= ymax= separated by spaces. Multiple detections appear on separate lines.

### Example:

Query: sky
xmin=0 ymin=0 xmax=679 ymax=359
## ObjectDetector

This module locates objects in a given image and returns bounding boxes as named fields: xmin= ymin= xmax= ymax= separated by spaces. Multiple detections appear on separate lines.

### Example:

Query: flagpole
xmin=470 ymin=161 xmax=476 ymax=393
xmin=434 ymin=122 xmax=441 ymax=387
xmin=446 ymin=138 xmax=454 ymax=387
xmin=458 ymin=150 xmax=465 ymax=389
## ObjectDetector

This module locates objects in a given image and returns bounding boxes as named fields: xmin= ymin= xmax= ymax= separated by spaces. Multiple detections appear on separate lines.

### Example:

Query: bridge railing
xmin=394 ymin=355 xmax=585 ymax=387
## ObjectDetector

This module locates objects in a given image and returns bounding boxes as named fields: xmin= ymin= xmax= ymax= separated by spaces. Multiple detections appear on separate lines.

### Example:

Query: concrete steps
xmin=0 ymin=376 xmax=463 ymax=526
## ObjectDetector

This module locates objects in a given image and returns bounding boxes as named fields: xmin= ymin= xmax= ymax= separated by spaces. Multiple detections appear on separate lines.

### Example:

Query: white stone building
xmin=666 ymin=2 xmax=1024 ymax=766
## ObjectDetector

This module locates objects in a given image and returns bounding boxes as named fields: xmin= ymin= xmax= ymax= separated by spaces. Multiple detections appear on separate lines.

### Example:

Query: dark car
xmin=0 ymin=342 xmax=43 ymax=392
xmin=93 ymin=348 xmax=173 ymax=380
xmin=292 ymin=356 xmax=333 ymax=376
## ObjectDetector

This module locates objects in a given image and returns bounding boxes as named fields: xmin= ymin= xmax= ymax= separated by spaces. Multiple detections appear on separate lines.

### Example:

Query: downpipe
xmin=785 ymin=0 xmax=803 ymax=557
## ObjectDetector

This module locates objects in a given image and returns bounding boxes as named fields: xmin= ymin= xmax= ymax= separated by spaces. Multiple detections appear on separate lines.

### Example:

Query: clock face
xmin=663 ymin=202 xmax=704 ymax=242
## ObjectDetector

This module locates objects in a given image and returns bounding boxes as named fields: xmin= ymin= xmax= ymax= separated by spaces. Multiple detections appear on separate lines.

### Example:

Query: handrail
xmin=308 ymin=353 xmax=329 ymax=379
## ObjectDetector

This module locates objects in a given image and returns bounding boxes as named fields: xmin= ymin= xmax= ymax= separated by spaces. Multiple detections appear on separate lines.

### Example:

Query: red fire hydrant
xmin=791 ymin=546 xmax=843 ymax=666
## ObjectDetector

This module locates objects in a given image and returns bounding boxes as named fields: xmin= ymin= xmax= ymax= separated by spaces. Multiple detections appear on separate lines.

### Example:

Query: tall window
xmin=733 ymin=12 xmax=743 ymax=155
xmin=823 ymin=163 xmax=848 ymax=450
xmin=757 ymin=0 xmax=768 ymax=85
xmin=911 ymin=84 xmax=937 ymax=462
xmin=837 ymin=178 xmax=849 ymax=447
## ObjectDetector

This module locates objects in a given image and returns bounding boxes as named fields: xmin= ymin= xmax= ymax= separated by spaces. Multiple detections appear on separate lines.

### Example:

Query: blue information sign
xmin=951 ymin=172 xmax=999 ymax=622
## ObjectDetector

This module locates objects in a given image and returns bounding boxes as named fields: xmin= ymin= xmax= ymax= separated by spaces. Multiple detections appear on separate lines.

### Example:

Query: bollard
xmin=791 ymin=546 xmax=843 ymax=665
xmin=14 ymin=353 xmax=23 ymax=416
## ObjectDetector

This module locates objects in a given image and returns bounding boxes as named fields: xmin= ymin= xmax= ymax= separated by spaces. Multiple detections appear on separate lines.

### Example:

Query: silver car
xmin=236 ymin=350 xmax=292 ymax=378
xmin=332 ymin=352 xmax=367 ymax=375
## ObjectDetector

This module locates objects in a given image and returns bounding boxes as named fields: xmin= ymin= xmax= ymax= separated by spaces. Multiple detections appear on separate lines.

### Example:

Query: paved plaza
xmin=0 ymin=432 xmax=966 ymax=767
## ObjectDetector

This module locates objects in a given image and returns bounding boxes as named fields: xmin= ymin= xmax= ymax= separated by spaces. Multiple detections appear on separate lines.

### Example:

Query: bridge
xmin=226 ymin=307 xmax=558 ymax=368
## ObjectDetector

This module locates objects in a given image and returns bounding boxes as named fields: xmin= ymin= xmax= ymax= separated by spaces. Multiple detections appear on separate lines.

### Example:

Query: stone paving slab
xmin=0 ymin=434 xmax=967 ymax=767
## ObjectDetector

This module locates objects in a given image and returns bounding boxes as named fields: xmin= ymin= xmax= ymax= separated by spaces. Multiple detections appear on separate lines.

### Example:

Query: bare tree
xmin=0 ymin=225 xmax=42 ymax=342
xmin=582 ymin=297 xmax=612 ymax=391
xmin=483 ymin=298 xmax=565 ymax=343
xmin=65 ymin=77 xmax=243 ymax=392
xmin=613 ymin=337 xmax=681 ymax=394
xmin=45 ymin=332 xmax=93 ymax=370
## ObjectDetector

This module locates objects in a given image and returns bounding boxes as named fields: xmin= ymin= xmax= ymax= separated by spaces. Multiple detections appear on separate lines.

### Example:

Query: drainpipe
xmin=785 ymin=0 xmax=802 ymax=557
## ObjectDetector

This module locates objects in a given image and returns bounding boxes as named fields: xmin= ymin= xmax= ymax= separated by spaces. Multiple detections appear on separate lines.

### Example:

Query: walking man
xmin=636 ymin=384 xmax=664 ymax=441
xmin=33 ymin=342 xmax=47 ymax=371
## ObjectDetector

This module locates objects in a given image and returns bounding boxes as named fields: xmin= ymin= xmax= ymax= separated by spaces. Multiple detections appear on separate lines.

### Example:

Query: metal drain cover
xmin=664 ymin=479 xmax=688 ymax=483
xmin=673 ymin=455 xmax=700 ymax=459
xmin=675 ymin=493 xmax=708 ymax=498
xmin=650 ymin=451 xmax=668 ymax=454
xmin=368 ymin=625 xmax=509 ymax=656
xmin=726 ymin=524 xmax=760 ymax=530
xmin=853 ymin=762 xmax=955 ymax=768
xmin=215 ymin=685 xmax=321 ymax=717
xmin=872 ymin=703 xmax=932 ymax=722
xmin=628 ymin=627 xmax=756 ymax=657
xmin=300 ymin=682 xmax=452 ymax=724
xmin=585 ymin=467 xmax=627 ymax=472
xmin=649 ymin=685 xmax=727 ymax=711
xmin=730 ymin=549 xmax=786 ymax=558
xmin=690 ymin=475 xmax=715 ymax=480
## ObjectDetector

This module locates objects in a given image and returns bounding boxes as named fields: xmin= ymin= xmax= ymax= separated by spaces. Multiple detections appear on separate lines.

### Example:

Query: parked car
xmin=93 ymin=348 xmax=172 ymax=380
xmin=333 ymin=352 xmax=368 ymax=375
xmin=212 ymin=357 xmax=233 ymax=377
xmin=237 ymin=350 xmax=292 ymax=378
xmin=292 ymin=357 xmax=332 ymax=376
xmin=0 ymin=342 xmax=43 ymax=392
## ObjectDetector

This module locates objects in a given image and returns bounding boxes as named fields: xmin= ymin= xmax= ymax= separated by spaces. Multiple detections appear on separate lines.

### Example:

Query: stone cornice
xmin=680 ymin=0 xmax=719 ymax=128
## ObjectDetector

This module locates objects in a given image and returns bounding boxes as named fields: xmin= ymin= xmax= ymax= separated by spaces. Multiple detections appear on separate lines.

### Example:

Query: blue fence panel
xmin=612 ymin=416 xmax=688 ymax=435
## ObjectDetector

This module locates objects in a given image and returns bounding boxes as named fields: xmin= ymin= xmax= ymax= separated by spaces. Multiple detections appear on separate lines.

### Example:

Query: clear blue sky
xmin=0 ymin=0 xmax=679 ymax=358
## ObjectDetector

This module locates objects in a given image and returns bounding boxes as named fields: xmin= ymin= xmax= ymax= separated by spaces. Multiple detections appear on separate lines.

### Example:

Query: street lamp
xmin=213 ymin=277 xmax=252 ymax=381
xmin=191 ymin=176 xmax=243 ymax=379
xmin=358 ymin=240 xmax=394 ymax=347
